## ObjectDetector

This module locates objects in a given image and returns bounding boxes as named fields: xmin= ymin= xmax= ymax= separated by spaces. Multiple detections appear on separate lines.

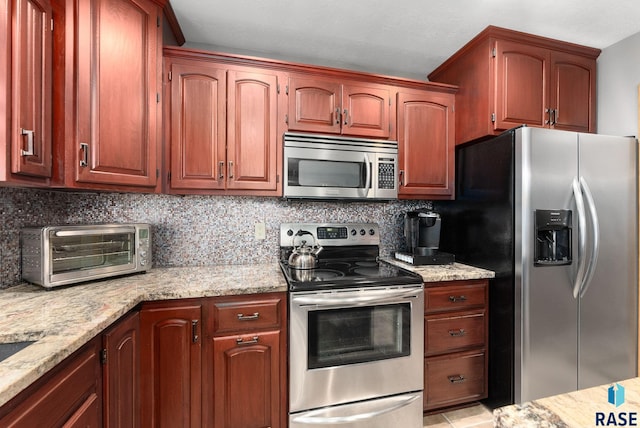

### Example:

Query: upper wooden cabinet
xmin=288 ymin=75 xmax=391 ymax=139
xmin=164 ymin=52 xmax=283 ymax=195
xmin=397 ymin=90 xmax=455 ymax=200
xmin=428 ymin=26 xmax=600 ymax=145
xmin=0 ymin=0 xmax=53 ymax=185
xmin=53 ymin=0 xmax=163 ymax=191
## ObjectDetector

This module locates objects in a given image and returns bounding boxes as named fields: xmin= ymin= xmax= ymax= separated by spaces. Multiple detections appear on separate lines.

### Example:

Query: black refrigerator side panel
xmin=434 ymin=129 xmax=516 ymax=407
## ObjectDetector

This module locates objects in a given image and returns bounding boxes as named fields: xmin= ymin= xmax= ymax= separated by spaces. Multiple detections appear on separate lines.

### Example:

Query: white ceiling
xmin=170 ymin=0 xmax=640 ymax=80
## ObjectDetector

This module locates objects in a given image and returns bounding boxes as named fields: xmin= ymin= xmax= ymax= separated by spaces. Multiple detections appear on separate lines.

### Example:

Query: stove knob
xmin=350 ymin=229 xmax=357 ymax=236
xmin=287 ymin=229 xmax=294 ymax=236
xmin=369 ymin=229 xmax=375 ymax=236
xmin=359 ymin=229 xmax=366 ymax=236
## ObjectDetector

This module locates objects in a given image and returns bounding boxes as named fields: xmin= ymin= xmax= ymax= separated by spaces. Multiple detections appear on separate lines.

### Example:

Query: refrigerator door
xmin=515 ymin=127 xmax=579 ymax=403
xmin=577 ymin=133 xmax=638 ymax=389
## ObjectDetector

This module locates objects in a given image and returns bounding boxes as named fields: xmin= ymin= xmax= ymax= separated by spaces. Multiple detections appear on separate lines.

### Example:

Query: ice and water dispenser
xmin=534 ymin=210 xmax=572 ymax=266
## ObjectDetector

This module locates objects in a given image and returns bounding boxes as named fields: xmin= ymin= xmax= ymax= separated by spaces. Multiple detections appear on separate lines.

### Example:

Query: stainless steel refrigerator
xmin=435 ymin=126 xmax=638 ymax=406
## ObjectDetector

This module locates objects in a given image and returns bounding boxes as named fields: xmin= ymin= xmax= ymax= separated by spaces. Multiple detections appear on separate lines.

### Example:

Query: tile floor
xmin=423 ymin=404 xmax=494 ymax=428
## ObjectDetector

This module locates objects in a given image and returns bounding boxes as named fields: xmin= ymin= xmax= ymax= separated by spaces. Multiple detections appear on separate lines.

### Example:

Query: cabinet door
xmin=342 ymin=84 xmax=390 ymax=138
xmin=397 ymin=91 xmax=454 ymax=199
xmin=0 ymin=338 xmax=102 ymax=428
xmin=288 ymin=76 xmax=341 ymax=134
xmin=227 ymin=69 xmax=279 ymax=191
xmin=549 ymin=51 xmax=596 ymax=133
xmin=168 ymin=60 xmax=226 ymax=190
xmin=103 ymin=311 xmax=140 ymax=428
xmin=140 ymin=303 xmax=201 ymax=428
xmin=10 ymin=0 xmax=52 ymax=178
xmin=212 ymin=331 xmax=281 ymax=428
xmin=74 ymin=0 xmax=160 ymax=188
xmin=494 ymin=40 xmax=549 ymax=131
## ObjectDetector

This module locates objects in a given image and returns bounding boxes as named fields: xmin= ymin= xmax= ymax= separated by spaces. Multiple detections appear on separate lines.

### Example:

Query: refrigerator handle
xmin=572 ymin=178 xmax=588 ymax=298
xmin=578 ymin=176 xmax=600 ymax=298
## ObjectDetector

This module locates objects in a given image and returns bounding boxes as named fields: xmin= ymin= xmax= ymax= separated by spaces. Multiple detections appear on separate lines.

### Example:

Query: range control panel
xmin=280 ymin=223 xmax=380 ymax=247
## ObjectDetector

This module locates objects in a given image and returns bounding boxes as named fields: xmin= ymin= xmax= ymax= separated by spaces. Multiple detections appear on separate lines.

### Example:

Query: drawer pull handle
xmin=449 ymin=295 xmax=467 ymax=302
xmin=236 ymin=336 xmax=259 ymax=345
xmin=448 ymin=328 xmax=466 ymax=337
xmin=237 ymin=312 xmax=259 ymax=321
xmin=448 ymin=375 xmax=466 ymax=384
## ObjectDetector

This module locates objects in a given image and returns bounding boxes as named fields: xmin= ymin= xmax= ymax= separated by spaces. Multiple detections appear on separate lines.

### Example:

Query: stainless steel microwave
xmin=283 ymin=132 xmax=398 ymax=200
xmin=21 ymin=223 xmax=151 ymax=289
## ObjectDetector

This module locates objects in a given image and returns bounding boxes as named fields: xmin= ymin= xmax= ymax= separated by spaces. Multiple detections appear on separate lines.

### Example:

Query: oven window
xmin=307 ymin=303 xmax=411 ymax=369
xmin=50 ymin=232 xmax=134 ymax=274
xmin=289 ymin=158 xmax=366 ymax=188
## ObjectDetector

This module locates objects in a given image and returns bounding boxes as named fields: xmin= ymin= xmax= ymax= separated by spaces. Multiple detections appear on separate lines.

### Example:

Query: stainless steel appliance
xmin=394 ymin=210 xmax=455 ymax=265
xmin=434 ymin=126 xmax=638 ymax=406
xmin=21 ymin=223 xmax=151 ymax=288
xmin=283 ymin=132 xmax=398 ymax=200
xmin=280 ymin=223 xmax=424 ymax=428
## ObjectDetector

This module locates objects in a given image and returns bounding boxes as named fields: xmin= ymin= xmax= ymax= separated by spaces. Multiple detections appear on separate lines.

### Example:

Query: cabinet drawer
xmin=425 ymin=281 xmax=487 ymax=313
xmin=425 ymin=351 xmax=486 ymax=410
xmin=212 ymin=296 xmax=283 ymax=334
xmin=425 ymin=311 xmax=485 ymax=355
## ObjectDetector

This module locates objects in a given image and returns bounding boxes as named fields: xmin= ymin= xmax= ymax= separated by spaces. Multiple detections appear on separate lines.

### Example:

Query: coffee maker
xmin=395 ymin=209 xmax=455 ymax=265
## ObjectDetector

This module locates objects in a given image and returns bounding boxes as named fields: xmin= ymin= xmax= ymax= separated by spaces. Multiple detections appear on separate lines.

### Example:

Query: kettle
xmin=288 ymin=230 xmax=323 ymax=269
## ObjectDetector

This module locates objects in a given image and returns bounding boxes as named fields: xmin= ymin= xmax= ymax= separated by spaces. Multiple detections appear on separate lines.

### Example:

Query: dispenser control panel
xmin=534 ymin=209 xmax=572 ymax=266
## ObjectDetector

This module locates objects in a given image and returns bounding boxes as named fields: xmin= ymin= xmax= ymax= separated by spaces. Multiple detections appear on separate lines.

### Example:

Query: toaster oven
xmin=21 ymin=224 xmax=151 ymax=288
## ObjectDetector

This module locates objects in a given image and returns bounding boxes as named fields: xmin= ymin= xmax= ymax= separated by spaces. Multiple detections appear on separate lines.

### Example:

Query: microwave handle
xmin=362 ymin=153 xmax=371 ymax=197
xmin=54 ymin=226 xmax=136 ymax=237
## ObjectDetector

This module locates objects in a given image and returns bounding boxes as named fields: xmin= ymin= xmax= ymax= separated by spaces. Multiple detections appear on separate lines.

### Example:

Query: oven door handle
xmin=293 ymin=287 xmax=422 ymax=307
xmin=53 ymin=226 xmax=136 ymax=237
xmin=290 ymin=392 xmax=421 ymax=425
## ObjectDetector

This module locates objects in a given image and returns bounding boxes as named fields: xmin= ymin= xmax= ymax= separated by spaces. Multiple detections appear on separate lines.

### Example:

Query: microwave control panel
xmin=378 ymin=158 xmax=396 ymax=189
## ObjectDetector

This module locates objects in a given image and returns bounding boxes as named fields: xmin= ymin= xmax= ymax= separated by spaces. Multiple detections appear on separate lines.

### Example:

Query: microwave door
xmin=285 ymin=147 xmax=373 ymax=199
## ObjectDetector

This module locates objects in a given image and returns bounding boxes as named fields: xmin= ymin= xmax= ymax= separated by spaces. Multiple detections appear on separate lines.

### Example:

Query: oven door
xmin=283 ymin=146 xmax=397 ymax=200
xmin=46 ymin=225 xmax=140 ymax=286
xmin=289 ymin=285 xmax=424 ymax=413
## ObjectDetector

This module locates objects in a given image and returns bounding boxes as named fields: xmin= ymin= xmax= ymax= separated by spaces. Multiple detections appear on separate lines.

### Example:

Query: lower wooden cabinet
xmin=0 ymin=337 xmax=102 ymax=427
xmin=140 ymin=292 xmax=287 ymax=428
xmin=140 ymin=300 xmax=202 ymax=428
xmin=204 ymin=293 xmax=287 ymax=428
xmin=424 ymin=280 xmax=488 ymax=411
xmin=102 ymin=310 xmax=140 ymax=428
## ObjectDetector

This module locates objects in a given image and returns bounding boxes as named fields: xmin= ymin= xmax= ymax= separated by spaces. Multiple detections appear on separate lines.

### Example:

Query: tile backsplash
xmin=0 ymin=187 xmax=432 ymax=288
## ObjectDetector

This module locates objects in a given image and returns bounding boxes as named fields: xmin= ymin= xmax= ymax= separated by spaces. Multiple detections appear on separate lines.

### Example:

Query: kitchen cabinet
xmin=164 ymin=52 xmax=283 ymax=195
xmin=204 ymin=293 xmax=287 ymax=428
xmin=0 ymin=0 xmax=53 ymax=185
xmin=288 ymin=75 xmax=392 ymax=139
xmin=397 ymin=90 xmax=455 ymax=200
xmin=140 ymin=300 xmax=202 ymax=428
xmin=423 ymin=279 xmax=488 ymax=411
xmin=0 ymin=337 xmax=102 ymax=427
xmin=53 ymin=0 xmax=162 ymax=191
xmin=428 ymin=26 xmax=599 ymax=145
xmin=102 ymin=310 xmax=140 ymax=428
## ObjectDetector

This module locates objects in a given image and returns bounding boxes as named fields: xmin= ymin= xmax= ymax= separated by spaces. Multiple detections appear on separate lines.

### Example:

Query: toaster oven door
xmin=48 ymin=226 xmax=139 ymax=285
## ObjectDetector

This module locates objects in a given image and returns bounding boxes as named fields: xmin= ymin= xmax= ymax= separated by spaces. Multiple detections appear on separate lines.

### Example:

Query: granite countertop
xmin=381 ymin=257 xmax=495 ymax=282
xmin=494 ymin=377 xmax=640 ymax=427
xmin=0 ymin=264 xmax=287 ymax=408
xmin=0 ymin=259 xmax=494 ymax=409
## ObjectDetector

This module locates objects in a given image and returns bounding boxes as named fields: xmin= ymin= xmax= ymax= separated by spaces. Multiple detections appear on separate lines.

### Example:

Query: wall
xmin=0 ymin=187 xmax=430 ymax=288
xmin=597 ymin=30 xmax=640 ymax=137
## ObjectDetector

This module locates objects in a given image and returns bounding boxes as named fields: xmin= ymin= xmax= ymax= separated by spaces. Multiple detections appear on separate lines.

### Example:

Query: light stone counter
xmin=494 ymin=377 xmax=640 ymax=427
xmin=381 ymin=257 xmax=495 ymax=282
xmin=0 ymin=264 xmax=287 ymax=408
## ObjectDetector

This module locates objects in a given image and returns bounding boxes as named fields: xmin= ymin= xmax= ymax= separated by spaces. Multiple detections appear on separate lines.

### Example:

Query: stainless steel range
xmin=280 ymin=223 xmax=425 ymax=428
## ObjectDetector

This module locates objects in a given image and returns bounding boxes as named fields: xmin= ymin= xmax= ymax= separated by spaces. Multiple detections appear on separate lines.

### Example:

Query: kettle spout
xmin=313 ymin=245 xmax=323 ymax=256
